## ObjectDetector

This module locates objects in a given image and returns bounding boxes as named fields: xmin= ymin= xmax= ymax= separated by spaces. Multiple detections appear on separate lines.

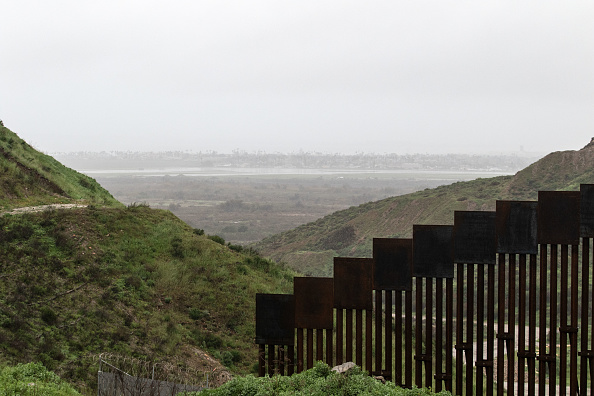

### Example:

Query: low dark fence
xmin=97 ymin=357 xmax=207 ymax=396
xmin=256 ymin=184 xmax=594 ymax=396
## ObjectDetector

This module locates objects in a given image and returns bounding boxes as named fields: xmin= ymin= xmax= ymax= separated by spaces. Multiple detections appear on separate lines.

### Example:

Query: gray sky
xmin=1 ymin=1 xmax=592 ymax=155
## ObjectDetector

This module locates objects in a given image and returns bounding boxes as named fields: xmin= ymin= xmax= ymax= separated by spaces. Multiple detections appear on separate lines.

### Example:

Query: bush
xmin=0 ymin=362 xmax=82 ymax=395
xmin=227 ymin=243 xmax=243 ymax=253
xmin=170 ymin=237 xmax=185 ymax=258
xmin=207 ymin=235 xmax=225 ymax=245
xmin=221 ymin=350 xmax=241 ymax=367
xmin=40 ymin=306 xmax=57 ymax=324
xmin=182 ymin=362 xmax=449 ymax=395
xmin=189 ymin=307 xmax=209 ymax=320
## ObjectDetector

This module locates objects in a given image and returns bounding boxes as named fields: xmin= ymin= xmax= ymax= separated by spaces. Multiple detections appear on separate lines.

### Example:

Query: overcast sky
xmin=1 ymin=1 xmax=592 ymax=155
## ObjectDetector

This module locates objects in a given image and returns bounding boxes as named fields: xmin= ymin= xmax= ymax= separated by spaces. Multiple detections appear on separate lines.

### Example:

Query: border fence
xmin=97 ymin=354 xmax=212 ymax=396
xmin=255 ymin=184 xmax=594 ymax=396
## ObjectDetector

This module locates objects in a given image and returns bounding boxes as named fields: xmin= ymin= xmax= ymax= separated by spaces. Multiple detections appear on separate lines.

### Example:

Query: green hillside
xmin=0 ymin=129 xmax=296 ymax=393
xmin=0 ymin=125 xmax=121 ymax=210
xmin=253 ymin=139 xmax=594 ymax=276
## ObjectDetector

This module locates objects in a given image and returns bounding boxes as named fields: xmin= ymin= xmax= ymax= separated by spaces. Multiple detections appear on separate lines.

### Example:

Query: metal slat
xmin=456 ymin=263 xmax=465 ymax=395
xmin=580 ymin=238 xmax=590 ymax=394
xmin=395 ymin=291 xmax=403 ymax=387
xmin=476 ymin=264 xmax=485 ymax=396
xmin=518 ymin=255 xmax=527 ymax=395
xmin=385 ymin=290 xmax=393 ymax=381
xmin=435 ymin=279 xmax=444 ymax=392
xmin=373 ymin=238 xmax=413 ymax=291
xmin=405 ymin=289 xmax=413 ymax=388
xmin=415 ymin=278 xmax=423 ymax=388
xmin=528 ymin=254 xmax=537 ymax=396
xmin=538 ymin=191 xmax=580 ymax=245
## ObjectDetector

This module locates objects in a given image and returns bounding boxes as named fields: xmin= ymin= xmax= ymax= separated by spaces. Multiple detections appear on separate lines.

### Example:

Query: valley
xmin=80 ymin=168 xmax=513 ymax=245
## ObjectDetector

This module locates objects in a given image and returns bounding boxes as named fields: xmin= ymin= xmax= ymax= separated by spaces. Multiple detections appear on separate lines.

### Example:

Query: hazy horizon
xmin=1 ymin=1 xmax=592 ymax=155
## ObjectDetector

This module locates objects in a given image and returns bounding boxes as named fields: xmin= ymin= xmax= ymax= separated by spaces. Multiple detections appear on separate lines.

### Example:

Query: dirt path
xmin=1 ymin=204 xmax=87 ymax=216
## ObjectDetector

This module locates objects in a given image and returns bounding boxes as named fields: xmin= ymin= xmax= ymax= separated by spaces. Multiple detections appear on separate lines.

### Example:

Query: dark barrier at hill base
xmin=256 ymin=184 xmax=594 ymax=396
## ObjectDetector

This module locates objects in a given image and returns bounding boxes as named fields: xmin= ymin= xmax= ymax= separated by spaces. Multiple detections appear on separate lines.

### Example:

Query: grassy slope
xmin=0 ymin=128 xmax=296 ymax=394
xmin=254 ymin=140 xmax=594 ymax=276
xmin=0 ymin=205 xmax=295 ymax=393
xmin=0 ymin=125 xmax=121 ymax=209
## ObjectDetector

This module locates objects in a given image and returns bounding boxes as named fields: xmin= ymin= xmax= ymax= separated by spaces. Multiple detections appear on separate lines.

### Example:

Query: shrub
xmin=227 ymin=243 xmax=243 ymax=253
xmin=207 ymin=235 xmax=225 ymax=245
xmin=0 ymin=362 xmax=82 ymax=395
xmin=170 ymin=236 xmax=185 ymax=258
xmin=189 ymin=307 xmax=209 ymax=320
xmin=183 ymin=362 xmax=449 ymax=395
xmin=221 ymin=350 xmax=241 ymax=367
xmin=40 ymin=306 xmax=57 ymax=324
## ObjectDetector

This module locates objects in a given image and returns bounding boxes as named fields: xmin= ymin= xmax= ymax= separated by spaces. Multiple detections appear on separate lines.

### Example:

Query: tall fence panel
xmin=255 ymin=184 xmax=594 ymax=396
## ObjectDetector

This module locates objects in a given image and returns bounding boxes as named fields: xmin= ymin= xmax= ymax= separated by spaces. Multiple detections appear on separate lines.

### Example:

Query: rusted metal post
xmin=550 ymin=244 xmax=558 ymax=396
xmin=385 ymin=290 xmax=393 ymax=380
xmin=435 ymin=278 xmax=444 ymax=392
xmin=528 ymin=254 xmax=537 ymax=396
xmin=316 ymin=329 xmax=323 ymax=362
xmin=487 ymin=263 xmax=495 ymax=396
xmin=326 ymin=328 xmax=333 ymax=368
xmin=581 ymin=185 xmax=594 ymax=395
xmin=538 ymin=244 xmax=548 ymax=396
xmin=336 ymin=309 xmax=343 ymax=365
xmin=446 ymin=278 xmax=454 ymax=393
xmin=476 ymin=263 xmax=485 ymax=396
xmin=456 ymin=262 xmax=465 ymax=396
xmin=508 ymin=254 xmax=516 ymax=396
xmin=415 ymin=277 xmax=423 ymax=387
xmin=365 ymin=309 xmax=372 ymax=374
xmin=375 ymin=291 xmax=382 ymax=375
xmin=346 ymin=310 xmax=353 ymax=362
xmin=395 ymin=290 xmax=403 ymax=386
xmin=560 ymin=245 xmax=568 ymax=396
xmin=497 ymin=253 xmax=506 ymax=396
xmin=425 ymin=278 xmax=433 ymax=388
xmin=306 ymin=329 xmax=313 ymax=369
xmin=518 ymin=254 xmax=527 ymax=395
xmin=288 ymin=344 xmax=295 ymax=375
xmin=570 ymin=244 xmax=578 ymax=396
xmin=279 ymin=345 xmax=285 ymax=375
xmin=466 ymin=263 xmax=475 ymax=394
xmin=405 ymin=289 xmax=413 ymax=388
xmin=356 ymin=309 xmax=363 ymax=368
xmin=297 ymin=328 xmax=304 ymax=373
xmin=580 ymin=238 xmax=591 ymax=394
xmin=258 ymin=345 xmax=265 ymax=377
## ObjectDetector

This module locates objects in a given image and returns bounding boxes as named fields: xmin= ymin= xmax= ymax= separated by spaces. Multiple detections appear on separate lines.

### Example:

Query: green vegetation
xmin=0 ymin=205 xmax=295 ymax=391
xmin=184 ymin=362 xmax=450 ymax=396
xmin=254 ymin=142 xmax=594 ymax=276
xmin=0 ymin=125 xmax=121 ymax=210
xmin=0 ymin=362 xmax=81 ymax=395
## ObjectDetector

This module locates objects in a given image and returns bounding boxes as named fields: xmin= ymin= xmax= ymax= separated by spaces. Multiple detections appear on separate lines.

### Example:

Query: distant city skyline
xmin=1 ymin=1 xmax=592 ymax=155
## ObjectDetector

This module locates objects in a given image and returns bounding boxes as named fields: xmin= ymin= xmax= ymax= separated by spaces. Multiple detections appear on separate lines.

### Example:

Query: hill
xmin=0 ymin=127 xmax=296 ymax=393
xmin=0 ymin=125 xmax=120 ymax=210
xmin=253 ymin=139 xmax=594 ymax=276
